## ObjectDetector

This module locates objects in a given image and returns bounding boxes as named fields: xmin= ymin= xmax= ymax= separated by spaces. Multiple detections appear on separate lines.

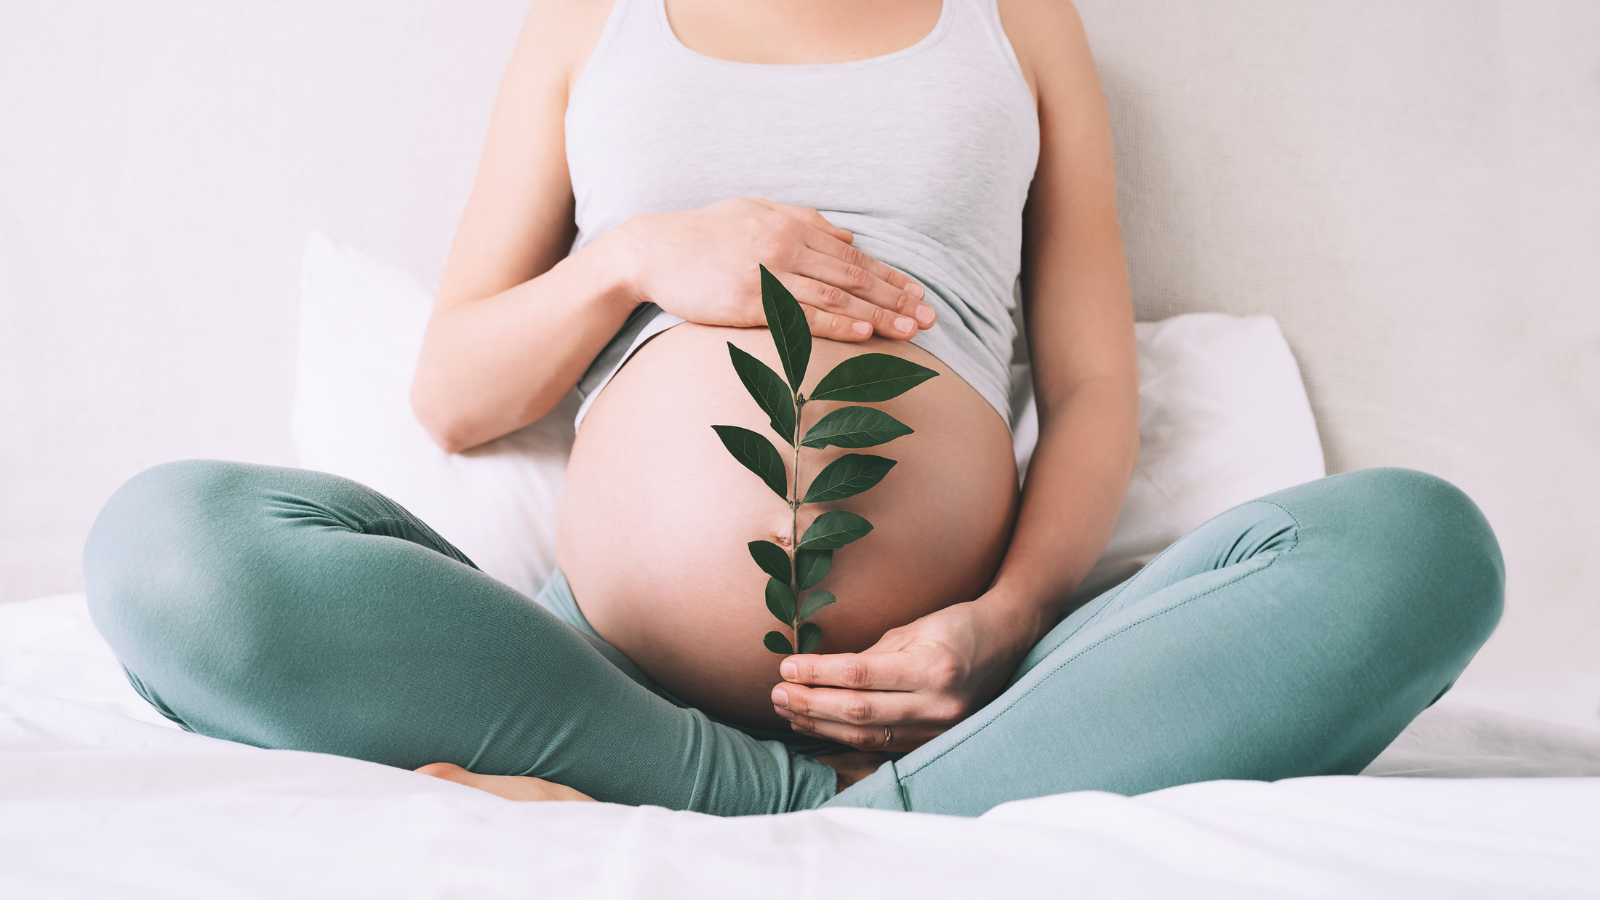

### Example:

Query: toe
xmin=414 ymin=762 xmax=471 ymax=784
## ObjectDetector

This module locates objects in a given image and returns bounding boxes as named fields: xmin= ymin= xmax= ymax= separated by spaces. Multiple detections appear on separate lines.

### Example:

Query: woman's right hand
xmin=609 ymin=197 xmax=937 ymax=341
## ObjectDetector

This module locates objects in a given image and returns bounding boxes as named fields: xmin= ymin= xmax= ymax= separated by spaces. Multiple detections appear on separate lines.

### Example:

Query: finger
xmin=802 ymin=230 xmax=936 ymax=330
xmin=783 ymin=267 xmax=918 ymax=340
xmin=768 ymin=201 xmax=856 ymax=245
xmin=774 ymin=683 xmax=966 ymax=731
xmin=780 ymin=710 xmax=941 ymax=752
xmin=768 ymin=270 xmax=882 ymax=340
xmin=800 ymin=300 xmax=876 ymax=342
xmin=791 ymin=249 xmax=928 ymax=339
xmin=762 ymin=269 xmax=871 ymax=340
xmin=781 ymin=651 xmax=925 ymax=692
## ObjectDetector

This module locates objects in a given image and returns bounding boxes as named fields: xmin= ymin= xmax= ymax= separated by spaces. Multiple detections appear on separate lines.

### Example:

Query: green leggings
xmin=83 ymin=462 xmax=1502 ymax=817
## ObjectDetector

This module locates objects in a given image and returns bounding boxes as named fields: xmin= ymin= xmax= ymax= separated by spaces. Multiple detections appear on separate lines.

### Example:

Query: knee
xmin=1338 ymin=468 xmax=1505 ymax=642
xmin=85 ymin=460 xmax=252 ymax=584
xmin=83 ymin=460 xmax=271 ymax=667
xmin=87 ymin=459 xmax=226 ymax=571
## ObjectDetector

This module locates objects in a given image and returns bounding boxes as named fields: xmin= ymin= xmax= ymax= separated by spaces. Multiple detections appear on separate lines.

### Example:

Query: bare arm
xmin=412 ymin=2 xmax=937 ymax=453
xmin=773 ymin=0 xmax=1138 ymax=751
xmin=410 ymin=1 xmax=623 ymax=452
xmin=985 ymin=0 xmax=1139 ymax=637
xmin=411 ymin=0 xmax=627 ymax=453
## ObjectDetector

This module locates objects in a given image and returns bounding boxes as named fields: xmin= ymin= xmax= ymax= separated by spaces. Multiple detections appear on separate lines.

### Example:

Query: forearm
xmin=980 ymin=377 xmax=1140 ymax=646
xmin=411 ymin=233 xmax=639 ymax=452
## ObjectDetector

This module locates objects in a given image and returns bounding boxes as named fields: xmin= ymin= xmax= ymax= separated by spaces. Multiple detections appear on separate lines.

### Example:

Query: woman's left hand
xmin=770 ymin=598 xmax=1040 ymax=752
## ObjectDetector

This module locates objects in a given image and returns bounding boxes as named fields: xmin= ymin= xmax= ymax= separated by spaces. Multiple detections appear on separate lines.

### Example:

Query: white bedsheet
xmin=4 ymin=594 xmax=1599 ymax=898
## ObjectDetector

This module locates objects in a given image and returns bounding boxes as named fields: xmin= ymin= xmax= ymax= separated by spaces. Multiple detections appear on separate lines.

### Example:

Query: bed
xmin=5 ymin=2 xmax=1599 ymax=896
xmin=3 ymin=593 xmax=1599 ymax=898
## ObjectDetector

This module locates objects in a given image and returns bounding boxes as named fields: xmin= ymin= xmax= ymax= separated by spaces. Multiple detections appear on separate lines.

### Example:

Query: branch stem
xmin=790 ymin=393 xmax=805 ymax=646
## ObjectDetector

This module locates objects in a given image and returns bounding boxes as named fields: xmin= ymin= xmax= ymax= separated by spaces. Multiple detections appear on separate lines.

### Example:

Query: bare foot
xmin=414 ymin=762 xmax=596 ymax=803
xmin=816 ymin=751 xmax=889 ymax=792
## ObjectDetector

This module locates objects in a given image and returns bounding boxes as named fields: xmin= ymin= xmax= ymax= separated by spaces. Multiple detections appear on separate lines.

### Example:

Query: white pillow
xmin=294 ymin=233 xmax=1324 ymax=603
xmin=293 ymin=232 xmax=576 ymax=599
xmin=1013 ymin=313 xmax=1327 ymax=602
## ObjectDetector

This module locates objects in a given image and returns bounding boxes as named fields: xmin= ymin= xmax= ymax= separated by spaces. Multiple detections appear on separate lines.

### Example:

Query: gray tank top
xmin=568 ymin=0 xmax=1039 ymax=427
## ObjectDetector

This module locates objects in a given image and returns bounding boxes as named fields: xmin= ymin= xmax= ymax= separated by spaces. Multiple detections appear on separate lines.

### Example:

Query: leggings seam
xmin=1045 ymin=495 xmax=1297 ymax=651
xmin=1007 ymin=524 xmax=1205 ymax=681
xmin=899 ymin=499 xmax=1304 ymax=784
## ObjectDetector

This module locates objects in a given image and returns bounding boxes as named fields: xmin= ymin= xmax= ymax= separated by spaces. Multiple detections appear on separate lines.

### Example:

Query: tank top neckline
xmin=652 ymin=0 xmax=955 ymax=72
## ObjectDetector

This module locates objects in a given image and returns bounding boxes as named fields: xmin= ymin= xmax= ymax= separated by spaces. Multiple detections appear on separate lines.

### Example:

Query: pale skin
xmin=411 ymin=0 xmax=1137 ymax=801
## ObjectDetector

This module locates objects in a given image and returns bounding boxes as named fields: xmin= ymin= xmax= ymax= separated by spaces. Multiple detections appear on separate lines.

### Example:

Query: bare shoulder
xmin=434 ymin=0 xmax=616 ymax=308
xmin=995 ymin=0 xmax=1096 ymax=104
xmin=512 ymin=0 xmax=616 ymax=94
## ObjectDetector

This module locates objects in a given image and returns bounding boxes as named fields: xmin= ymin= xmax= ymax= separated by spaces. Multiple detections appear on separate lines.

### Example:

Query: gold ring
xmin=884 ymin=725 xmax=893 ymax=747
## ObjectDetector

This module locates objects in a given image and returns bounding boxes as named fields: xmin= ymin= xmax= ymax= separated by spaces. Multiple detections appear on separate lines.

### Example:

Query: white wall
xmin=3 ymin=1 xmax=1597 ymax=726
xmin=1 ymin=0 xmax=528 ymax=600
xmin=1076 ymin=0 xmax=1600 ymax=725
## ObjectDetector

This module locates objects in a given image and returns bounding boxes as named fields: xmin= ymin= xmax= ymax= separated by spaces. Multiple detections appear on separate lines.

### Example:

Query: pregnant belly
xmin=556 ymin=323 xmax=1018 ymax=728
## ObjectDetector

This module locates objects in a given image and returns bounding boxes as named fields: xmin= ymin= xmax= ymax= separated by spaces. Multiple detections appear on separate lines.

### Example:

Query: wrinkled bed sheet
xmin=4 ymin=594 xmax=1599 ymax=898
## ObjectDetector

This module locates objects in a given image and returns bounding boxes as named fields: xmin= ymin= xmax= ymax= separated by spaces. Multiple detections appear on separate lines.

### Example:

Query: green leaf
xmin=795 ymin=548 xmax=832 ymax=591
xmin=711 ymin=425 xmax=789 ymax=500
xmin=802 ymin=454 xmax=897 ymax=504
xmin=764 ymin=631 xmax=795 ymax=655
xmin=799 ymin=511 xmax=874 ymax=550
xmin=800 ymin=406 xmax=913 ymax=449
xmin=747 ymin=540 xmax=791 ymax=584
xmin=727 ymin=343 xmax=796 ymax=444
xmin=765 ymin=577 xmax=796 ymax=625
xmin=759 ymin=265 xmax=810 ymax=392
xmin=798 ymin=590 xmax=836 ymax=622
xmin=809 ymin=354 xmax=938 ymax=402
xmin=798 ymin=622 xmax=822 ymax=654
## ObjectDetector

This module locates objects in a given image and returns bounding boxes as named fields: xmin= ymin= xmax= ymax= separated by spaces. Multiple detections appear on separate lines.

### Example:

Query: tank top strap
xmin=576 ymin=0 xmax=667 ymax=85
xmin=963 ymin=0 xmax=1033 ymax=94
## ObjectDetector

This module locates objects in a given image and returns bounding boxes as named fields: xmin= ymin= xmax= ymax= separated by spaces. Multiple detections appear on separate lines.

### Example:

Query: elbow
xmin=410 ymin=373 xmax=563 ymax=454
xmin=410 ymin=376 xmax=476 ymax=455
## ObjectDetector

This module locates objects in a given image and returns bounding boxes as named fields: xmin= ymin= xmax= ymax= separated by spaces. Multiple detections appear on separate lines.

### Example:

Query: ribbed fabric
xmin=568 ymin=0 xmax=1040 ymax=427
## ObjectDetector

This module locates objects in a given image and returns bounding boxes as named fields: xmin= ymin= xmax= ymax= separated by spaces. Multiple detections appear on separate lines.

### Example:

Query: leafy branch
xmin=714 ymin=265 xmax=937 ymax=655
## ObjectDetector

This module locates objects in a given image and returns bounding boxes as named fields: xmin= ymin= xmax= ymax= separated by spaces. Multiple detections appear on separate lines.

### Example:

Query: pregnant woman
xmin=84 ymin=0 xmax=1504 ymax=817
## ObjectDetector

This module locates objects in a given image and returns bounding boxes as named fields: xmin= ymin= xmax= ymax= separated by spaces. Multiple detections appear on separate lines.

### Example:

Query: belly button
xmin=768 ymin=508 xmax=819 ymax=548
xmin=769 ymin=516 xmax=795 ymax=547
